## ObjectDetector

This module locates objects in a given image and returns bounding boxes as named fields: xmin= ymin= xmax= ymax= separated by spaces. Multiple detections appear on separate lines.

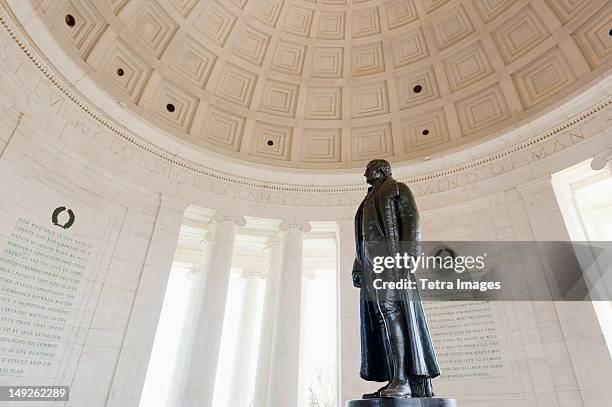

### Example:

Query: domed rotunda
xmin=0 ymin=0 xmax=611 ymax=406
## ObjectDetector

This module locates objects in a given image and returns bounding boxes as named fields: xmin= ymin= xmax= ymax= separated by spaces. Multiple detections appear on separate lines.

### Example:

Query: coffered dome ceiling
xmin=35 ymin=0 xmax=611 ymax=169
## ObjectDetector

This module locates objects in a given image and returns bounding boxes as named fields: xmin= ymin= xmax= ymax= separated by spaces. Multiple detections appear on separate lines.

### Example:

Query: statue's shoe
xmin=362 ymin=383 xmax=389 ymax=399
xmin=362 ymin=391 xmax=380 ymax=399
xmin=379 ymin=380 xmax=412 ymax=398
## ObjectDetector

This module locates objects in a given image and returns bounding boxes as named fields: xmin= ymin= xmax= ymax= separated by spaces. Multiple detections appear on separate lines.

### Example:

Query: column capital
xmin=515 ymin=174 xmax=553 ymax=196
xmin=279 ymin=220 xmax=311 ymax=232
xmin=214 ymin=210 xmax=246 ymax=226
xmin=265 ymin=234 xmax=283 ymax=250
xmin=160 ymin=193 xmax=190 ymax=212
xmin=188 ymin=263 xmax=201 ymax=275
xmin=202 ymin=227 xmax=215 ymax=243
xmin=240 ymin=267 xmax=267 ymax=279
xmin=591 ymin=148 xmax=612 ymax=171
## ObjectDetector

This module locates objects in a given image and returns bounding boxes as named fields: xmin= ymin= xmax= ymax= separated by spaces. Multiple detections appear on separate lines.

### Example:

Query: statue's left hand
xmin=352 ymin=270 xmax=361 ymax=288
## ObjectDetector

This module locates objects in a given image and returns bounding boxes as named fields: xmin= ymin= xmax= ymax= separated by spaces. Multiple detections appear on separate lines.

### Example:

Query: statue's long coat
xmin=353 ymin=176 xmax=440 ymax=381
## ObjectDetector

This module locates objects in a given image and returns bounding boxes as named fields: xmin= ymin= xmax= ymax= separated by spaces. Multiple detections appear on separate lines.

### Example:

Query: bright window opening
xmin=553 ymin=160 xmax=612 ymax=357
xmin=299 ymin=235 xmax=338 ymax=407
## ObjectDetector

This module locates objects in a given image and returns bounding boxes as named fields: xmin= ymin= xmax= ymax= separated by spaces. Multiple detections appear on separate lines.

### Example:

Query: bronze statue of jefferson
xmin=352 ymin=159 xmax=440 ymax=399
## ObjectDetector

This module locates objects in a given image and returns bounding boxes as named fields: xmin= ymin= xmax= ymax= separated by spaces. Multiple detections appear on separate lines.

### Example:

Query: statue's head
xmin=364 ymin=159 xmax=392 ymax=185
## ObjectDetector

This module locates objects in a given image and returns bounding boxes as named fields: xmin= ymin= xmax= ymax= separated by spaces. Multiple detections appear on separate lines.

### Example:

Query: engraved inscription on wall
xmin=425 ymin=301 xmax=504 ymax=379
xmin=0 ymin=217 xmax=93 ymax=378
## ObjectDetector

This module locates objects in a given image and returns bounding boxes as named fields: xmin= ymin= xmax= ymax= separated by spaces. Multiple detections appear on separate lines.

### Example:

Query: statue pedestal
xmin=347 ymin=398 xmax=457 ymax=407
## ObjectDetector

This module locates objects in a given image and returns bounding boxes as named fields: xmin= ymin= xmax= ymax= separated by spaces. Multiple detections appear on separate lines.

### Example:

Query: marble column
xmin=590 ymin=148 xmax=612 ymax=360
xmin=518 ymin=177 xmax=612 ymax=405
xmin=253 ymin=234 xmax=283 ymax=407
xmin=233 ymin=268 xmax=266 ymax=407
xmin=518 ymin=175 xmax=585 ymax=301
xmin=168 ymin=226 xmax=213 ymax=407
xmin=267 ymin=221 xmax=311 ymax=407
xmin=336 ymin=219 xmax=363 ymax=404
xmin=183 ymin=211 xmax=245 ymax=407
xmin=107 ymin=194 xmax=188 ymax=407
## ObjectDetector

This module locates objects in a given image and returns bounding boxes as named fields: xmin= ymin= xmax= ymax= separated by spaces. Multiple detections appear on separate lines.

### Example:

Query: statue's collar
xmin=367 ymin=177 xmax=387 ymax=192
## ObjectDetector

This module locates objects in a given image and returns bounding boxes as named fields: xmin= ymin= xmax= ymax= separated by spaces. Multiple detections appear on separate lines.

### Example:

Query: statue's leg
xmin=362 ymin=301 xmax=393 ymax=399
xmin=377 ymin=301 xmax=412 ymax=398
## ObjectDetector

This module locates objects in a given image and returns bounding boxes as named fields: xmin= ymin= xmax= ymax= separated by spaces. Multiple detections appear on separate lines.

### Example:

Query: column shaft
xmin=518 ymin=176 xmax=612 ymax=405
xmin=232 ymin=270 xmax=264 ymax=406
xmin=267 ymin=221 xmax=310 ymax=407
xmin=183 ymin=212 xmax=244 ymax=407
xmin=108 ymin=195 xmax=188 ymax=406
xmin=168 ymin=232 xmax=212 ymax=407
xmin=253 ymin=236 xmax=283 ymax=407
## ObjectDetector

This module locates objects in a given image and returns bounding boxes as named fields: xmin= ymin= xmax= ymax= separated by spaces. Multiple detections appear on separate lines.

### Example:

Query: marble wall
xmin=0 ymin=23 xmax=187 ymax=407
xmin=0 ymin=2 xmax=611 ymax=407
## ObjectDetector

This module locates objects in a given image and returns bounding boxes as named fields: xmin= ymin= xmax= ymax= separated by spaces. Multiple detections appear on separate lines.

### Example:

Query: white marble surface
xmin=0 ymin=2 xmax=611 ymax=406
xmin=253 ymin=235 xmax=283 ymax=407
xmin=267 ymin=221 xmax=310 ymax=407
xmin=183 ymin=212 xmax=242 ymax=407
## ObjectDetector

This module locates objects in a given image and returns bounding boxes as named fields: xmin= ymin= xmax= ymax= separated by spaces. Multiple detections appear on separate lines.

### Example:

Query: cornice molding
xmin=0 ymin=4 xmax=610 ymax=201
